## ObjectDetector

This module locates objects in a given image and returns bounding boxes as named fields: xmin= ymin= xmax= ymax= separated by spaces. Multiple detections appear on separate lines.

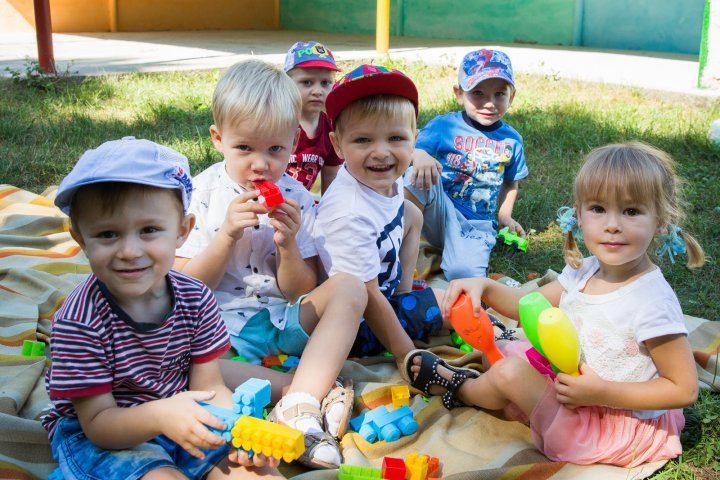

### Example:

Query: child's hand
xmin=268 ymin=198 xmax=302 ymax=248
xmin=220 ymin=190 xmax=267 ymax=242
xmin=155 ymin=391 xmax=228 ymax=460
xmin=229 ymin=449 xmax=281 ymax=469
xmin=409 ymin=150 xmax=443 ymax=190
xmin=441 ymin=278 xmax=487 ymax=319
xmin=554 ymin=364 xmax=605 ymax=409
xmin=498 ymin=215 xmax=525 ymax=237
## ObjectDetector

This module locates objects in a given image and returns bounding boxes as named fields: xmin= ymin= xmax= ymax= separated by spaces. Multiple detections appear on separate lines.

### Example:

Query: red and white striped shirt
xmin=42 ymin=270 xmax=230 ymax=439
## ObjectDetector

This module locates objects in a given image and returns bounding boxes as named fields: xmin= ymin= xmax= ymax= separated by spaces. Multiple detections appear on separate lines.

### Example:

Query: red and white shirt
xmin=42 ymin=270 xmax=230 ymax=439
xmin=286 ymin=112 xmax=343 ymax=190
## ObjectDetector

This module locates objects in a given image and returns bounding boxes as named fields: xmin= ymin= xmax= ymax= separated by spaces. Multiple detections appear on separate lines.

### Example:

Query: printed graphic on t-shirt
xmin=287 ymin=154 xmax=324 ymax=190
xmin=441 ymin=139 xmax=514 ymax=220
xmin=377 ymin=204 xmax=404 ymax=297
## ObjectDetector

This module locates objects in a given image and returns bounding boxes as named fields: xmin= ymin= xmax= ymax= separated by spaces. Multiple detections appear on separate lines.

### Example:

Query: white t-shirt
xmin=177 ymin=162 xmax=317 ymax=335
xmin=558 ymin=256 xmax=687 ymax=384
xmin=314 ymin=166 xmax=405 ymax=297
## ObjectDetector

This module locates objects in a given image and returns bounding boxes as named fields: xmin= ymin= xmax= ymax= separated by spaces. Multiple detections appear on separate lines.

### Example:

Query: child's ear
xmin=177 ymin=214 xmax=196 ymax=248
xmin=329 ymin=131 xmax=344 ymax=159
xmin=209 ymin=125 xmax=223 ymax=153
xmin=508 ymin=87 xmax=516 ymax=104
xmin=69 ymin=227 xmax=86 ymax=249
xmin=452 ymin=85 xmax=464 ymax=105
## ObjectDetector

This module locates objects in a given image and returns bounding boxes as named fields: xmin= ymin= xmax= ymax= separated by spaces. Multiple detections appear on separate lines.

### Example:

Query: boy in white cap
xmin=44 ymin=137 xmax=285 ymax=479
xmin=405 ymin=49 xmax=529 ymax=280
xmin=283 ymin=41 xmax=344 ymax=194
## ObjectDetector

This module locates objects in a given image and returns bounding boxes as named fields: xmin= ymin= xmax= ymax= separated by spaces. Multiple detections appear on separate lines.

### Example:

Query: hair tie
xmin=556 ymin=206 xmax=583 ymax=240
xmin=656 ymin=224 xmax=686 ymax=264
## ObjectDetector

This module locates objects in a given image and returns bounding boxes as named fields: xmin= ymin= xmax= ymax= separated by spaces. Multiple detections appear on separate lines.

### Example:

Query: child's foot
xmin=403 ymin=349 xmax=480 ymax=409
xmin=268 ymin=392 xmax=342 ymax=469
xmin=321 ymin=377 xmax=354 ymax=439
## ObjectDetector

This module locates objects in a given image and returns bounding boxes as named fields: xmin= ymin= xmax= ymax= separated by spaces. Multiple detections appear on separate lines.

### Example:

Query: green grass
xmin=1 ymin=60 xmax=719 ymax=478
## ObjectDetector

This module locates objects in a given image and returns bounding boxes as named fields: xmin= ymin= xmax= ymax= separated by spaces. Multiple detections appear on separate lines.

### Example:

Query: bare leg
xmin=220 ymin=360 xmax=293 ymax=404
xmin=398 ymin=199 xmax=423 ymax=294
xmin=292 ymin=273 xmax=366 ymax=400
xmin=207 ymin=455 xmax=285 ymax=479
xmin=410 ymin=354 xmax=548 ymax=418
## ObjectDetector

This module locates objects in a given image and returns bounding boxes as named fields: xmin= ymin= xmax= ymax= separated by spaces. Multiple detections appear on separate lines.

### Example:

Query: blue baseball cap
xmin=458 ymin=49 xmax=515 ymax=91
xmin=55 ymin=136 xmax=193 ymax=215
xmin=284 ymin=41 xmax=341 ymax=72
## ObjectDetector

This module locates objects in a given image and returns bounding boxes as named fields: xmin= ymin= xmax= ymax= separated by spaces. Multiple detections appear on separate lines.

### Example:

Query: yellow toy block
xmin=390 ymin=385 xmax=410 ymax=409
xmin=230 ymin=416 xmax=304 ymax=463
xmin=405 ymin=452 xmax=429 ymax=480
xmin=278 ymin=354 xmax=288 ymax=364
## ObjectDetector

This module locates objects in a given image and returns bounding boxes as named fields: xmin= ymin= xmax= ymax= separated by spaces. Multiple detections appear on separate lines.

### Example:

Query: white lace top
xmin=557 ymin=256 xmax=687 ymax=383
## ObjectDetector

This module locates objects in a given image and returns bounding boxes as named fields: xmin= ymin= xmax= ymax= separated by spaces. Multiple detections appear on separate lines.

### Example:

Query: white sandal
xmin=267 ymin=400 xmax=342 ymax=469
xmin=321 ymin=376 xmax=354 ymax=439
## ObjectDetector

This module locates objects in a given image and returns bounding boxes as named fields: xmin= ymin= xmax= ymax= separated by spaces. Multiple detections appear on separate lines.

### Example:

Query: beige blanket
xmin=1 ymin=184 xmax=718 ymax=480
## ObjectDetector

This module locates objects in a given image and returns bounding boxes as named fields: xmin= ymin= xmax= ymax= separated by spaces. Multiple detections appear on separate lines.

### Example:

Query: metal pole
xmin=33 ymin=0 xmax=55 ymax=73
xmin=376 ymin=0 xmax=390 ymax=54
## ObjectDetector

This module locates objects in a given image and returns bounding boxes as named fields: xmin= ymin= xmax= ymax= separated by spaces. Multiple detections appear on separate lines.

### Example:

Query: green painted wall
xmin=401 ymin=0 xmax=575 ymax=45
xmin=581 ymin=0 xmax=704 ymax=54
xmin=281 ymin=0 xmax=704 ymax=55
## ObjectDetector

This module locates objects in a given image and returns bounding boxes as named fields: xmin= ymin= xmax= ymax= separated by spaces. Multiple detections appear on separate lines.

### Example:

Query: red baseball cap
xmin=325 ymin=64 xmax=419 ymax=122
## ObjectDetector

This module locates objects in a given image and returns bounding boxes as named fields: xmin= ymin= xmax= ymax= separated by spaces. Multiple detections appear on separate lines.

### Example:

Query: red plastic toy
xmin=254 ymin=180 xmax=283 ymax=208
xmin=449 ymin=293 xmax=505 ymax=365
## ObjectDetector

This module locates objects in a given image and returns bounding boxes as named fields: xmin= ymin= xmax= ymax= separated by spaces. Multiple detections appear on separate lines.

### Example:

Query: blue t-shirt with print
xmin=416 ymin=111 xmax=528 ymax=222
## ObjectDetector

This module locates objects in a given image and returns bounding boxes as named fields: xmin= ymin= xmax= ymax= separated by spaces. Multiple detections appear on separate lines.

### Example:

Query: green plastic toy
xmin=497 ymin=226 xmax=528 ymax=252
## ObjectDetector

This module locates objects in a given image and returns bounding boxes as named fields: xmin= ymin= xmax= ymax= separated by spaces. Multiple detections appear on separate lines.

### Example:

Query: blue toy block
xmin=368 ymin=405 xmax=417 ymax=442
xmin=198 ymin=402 xmax=240 ymax=442
xmin=232 ymin=378 xmax=271 ymax=418
xmin=350 ymin=405 xmax=390 ymax=443
xmin=282 ymin=355 xmax=300 ymax=369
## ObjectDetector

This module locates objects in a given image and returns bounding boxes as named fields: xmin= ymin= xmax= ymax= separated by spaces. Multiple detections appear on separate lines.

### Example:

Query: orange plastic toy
xmin=449 ymin=294 xmax=504 ymax=365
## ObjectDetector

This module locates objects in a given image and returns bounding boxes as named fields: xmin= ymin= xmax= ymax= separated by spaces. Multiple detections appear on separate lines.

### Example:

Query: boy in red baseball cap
xmin=315 ymin=65 xmax=451 ymax=371
xmin=284 ymin=41 xmax=344 ymax=194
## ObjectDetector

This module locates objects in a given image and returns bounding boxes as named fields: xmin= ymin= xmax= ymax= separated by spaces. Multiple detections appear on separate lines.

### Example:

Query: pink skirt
xmin=500 ymin=341 xmax=685 ymax=467
xmin=530 ymin=378 xmax=684 ymax=466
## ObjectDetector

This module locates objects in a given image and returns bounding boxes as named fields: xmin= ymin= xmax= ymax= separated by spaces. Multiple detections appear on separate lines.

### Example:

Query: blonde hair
xmin=212 ymin=59 xmax=301 ymax=136
xmin=563 ymin=141 xmax=704 ymax=269
xmin=333 ymin=95 xmax=417 ymax=141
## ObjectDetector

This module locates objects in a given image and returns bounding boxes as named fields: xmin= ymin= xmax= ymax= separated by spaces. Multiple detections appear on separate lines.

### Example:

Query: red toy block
xmin=381 ymin=456 xmax=406 ymax=480
xmin=254 ymin=180 xmax=283 ymax=208
xmin=261 ymin=356 xmax=282 ymax=368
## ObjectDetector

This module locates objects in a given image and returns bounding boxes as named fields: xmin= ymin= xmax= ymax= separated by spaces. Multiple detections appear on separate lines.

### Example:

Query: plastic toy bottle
xmin=449 ymin=293 xmax=504 ymax=365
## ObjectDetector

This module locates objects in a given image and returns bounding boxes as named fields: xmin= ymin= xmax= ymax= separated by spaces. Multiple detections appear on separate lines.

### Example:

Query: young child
xmin=406 ymin=142 xmax=704 ymax=467
xmin=175 ymin=59 xmax=366 ymax=469
xmin=284 ymin=41 xmax=344 ymax=194
xmin=315 ymin=64 xmax=447 ymax=367
xmin=405 ymin=49 xmax=529 ymax=280
xmin=43 ymin=137 xmax=284 ymax=479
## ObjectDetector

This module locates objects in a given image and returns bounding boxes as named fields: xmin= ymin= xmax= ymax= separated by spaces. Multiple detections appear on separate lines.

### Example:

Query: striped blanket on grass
xmin=1 ymin=184 xmax=718 ymax=480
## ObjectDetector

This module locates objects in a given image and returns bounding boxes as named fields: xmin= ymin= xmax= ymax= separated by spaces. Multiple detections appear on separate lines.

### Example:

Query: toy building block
xmin=261 ymin=355 xmax=282 ymax=368
xmin=427 ymin=456 xmax=441 ymax=479
xmin=496 ymin=226 xmax=528 ymax=252
xmin=22 ymin=339 xmax=45 ymax=357
xmin=198 ymin=402 xmax=240 ymax=442
xmin=230 ymin=355 xmax=249 ymax=362
xmin=230 ymin=415 xmax=304 ymax=463
xmin=350 ymin=406 xmax=390 ymax=443
xmin=281 ymin=355 xmax=300 ymax=369
xmin=405 ymin=452 xmax=429 ymax=480
xmin=390 ymin=385 xmax=410 ymax=409
xmin=368 ymin=405 xmax=418 ymax=442
xmin=232 ymin=378 xmax=271 ymax=419
xmin=254 ymin=180 xmax=284 ymax=208
xmin=338 ymin=464 xmax=382 ymax=480
xmin=381 ymin=456 xmax=406 ymax=480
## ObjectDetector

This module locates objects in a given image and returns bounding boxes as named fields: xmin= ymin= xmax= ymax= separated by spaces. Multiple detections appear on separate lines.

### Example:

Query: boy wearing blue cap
xmin=405 ymin=49 xmax=529 ymax=280
xmin=44 ymin=137 xmax=285 ymax=479
xmin=284 ymin=41 xmax=344 ymax=194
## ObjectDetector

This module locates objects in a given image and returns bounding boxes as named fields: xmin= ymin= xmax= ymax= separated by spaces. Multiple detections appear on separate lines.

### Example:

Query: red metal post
xmin=33 ymin=0 xmax=55 ymax=73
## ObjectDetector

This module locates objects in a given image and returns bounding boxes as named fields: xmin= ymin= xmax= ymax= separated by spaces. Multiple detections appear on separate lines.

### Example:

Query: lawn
xmin=1 ymin=59 xmax=719 ymax=478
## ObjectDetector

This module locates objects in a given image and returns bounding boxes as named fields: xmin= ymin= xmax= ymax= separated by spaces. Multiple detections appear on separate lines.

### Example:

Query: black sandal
xmin=403 ymin=349 xmax=480 ymax=409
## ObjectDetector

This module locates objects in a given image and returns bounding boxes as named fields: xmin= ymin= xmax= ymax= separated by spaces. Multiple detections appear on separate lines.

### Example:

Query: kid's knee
xmin=327 ymin=273 xmax=368 ymax=311
xmin=490 ymin=356 xmax=532 ymax=386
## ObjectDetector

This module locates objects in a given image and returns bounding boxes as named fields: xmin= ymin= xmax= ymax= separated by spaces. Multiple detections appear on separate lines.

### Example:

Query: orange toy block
xmin=230 ymin=416 xmax=304 ymax=463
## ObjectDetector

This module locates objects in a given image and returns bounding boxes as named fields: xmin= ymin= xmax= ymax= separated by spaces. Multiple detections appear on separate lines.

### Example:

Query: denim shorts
xmin=51 ymin=417 xmax=230 ymax=480
xmin=229 ymin=293 xmax=311 ymax=363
